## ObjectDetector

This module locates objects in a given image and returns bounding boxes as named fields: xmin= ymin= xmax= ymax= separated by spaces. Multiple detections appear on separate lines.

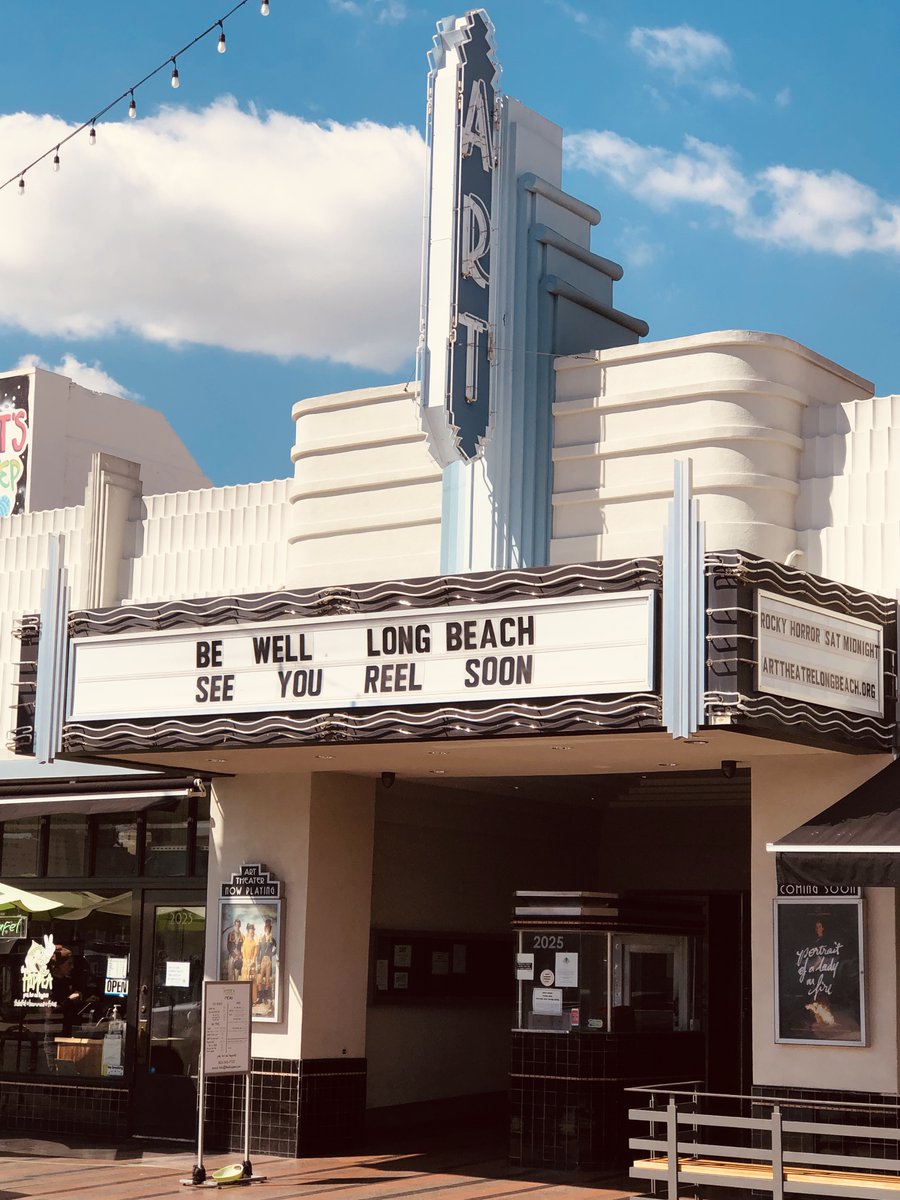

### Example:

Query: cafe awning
xmin=0 ymin=766 xmax=206 ymax=823
xmin=768 ymin=758 xmax=900 ymax=888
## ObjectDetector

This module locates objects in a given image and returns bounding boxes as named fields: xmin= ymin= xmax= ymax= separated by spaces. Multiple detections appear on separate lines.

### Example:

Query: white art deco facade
xmin=1 ymin=7 xmax=899 ymax=1171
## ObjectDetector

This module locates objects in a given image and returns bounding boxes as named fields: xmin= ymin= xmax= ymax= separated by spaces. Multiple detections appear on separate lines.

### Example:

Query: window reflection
xmin=0 ymin=889 xmax=132 ymax=1078
xmin=145 ymin=801 xmax=189 ymax=878
xmin=1 ymin=819 xmax=41 ymax=877
xmin=195 ymin=797 xmax=210 ymax=878
xmin=94 ymin=819 xmax=139 ymax=876
xmin=47 ymin=816 xmax=88 ymax=876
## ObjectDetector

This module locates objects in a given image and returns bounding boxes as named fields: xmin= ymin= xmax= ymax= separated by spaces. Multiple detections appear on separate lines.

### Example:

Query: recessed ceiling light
xmin=428 ymin=751 xmax=448 ymax=756
xmin=430 ymin=769 xmax=446 ymax=775
xmin=314 ymin=754 xmax=335 ymax=760
xmin=658 ymin=762 xmax=678 ymax=767
xmin=208 ymin=758 xmax=226 ymax=764
xmin=551 ymin=745 xmax=573 ymax=751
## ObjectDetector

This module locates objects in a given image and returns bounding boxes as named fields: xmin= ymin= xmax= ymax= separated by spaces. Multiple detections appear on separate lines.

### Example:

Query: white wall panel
xmin=125 ymin=479 xmax=291 ymax=602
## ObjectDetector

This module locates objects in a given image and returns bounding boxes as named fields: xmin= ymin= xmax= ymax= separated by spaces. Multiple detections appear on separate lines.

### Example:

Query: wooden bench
xmin=629 ymin=1096 xmax=900 ymax=1199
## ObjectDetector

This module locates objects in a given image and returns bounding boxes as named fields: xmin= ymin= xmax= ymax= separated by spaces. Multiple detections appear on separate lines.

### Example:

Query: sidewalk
xmin=0 ymin=1136 xmax=642 ymax=1200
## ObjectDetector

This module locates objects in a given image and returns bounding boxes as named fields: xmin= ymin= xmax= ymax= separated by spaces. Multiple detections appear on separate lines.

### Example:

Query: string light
xmin=2 ymin=0 xmax=266 ymax=198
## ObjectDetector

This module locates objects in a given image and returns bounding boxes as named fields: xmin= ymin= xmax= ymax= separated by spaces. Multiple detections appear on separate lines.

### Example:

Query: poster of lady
xmin=774 ymin=897 xmax=866 ymax=1045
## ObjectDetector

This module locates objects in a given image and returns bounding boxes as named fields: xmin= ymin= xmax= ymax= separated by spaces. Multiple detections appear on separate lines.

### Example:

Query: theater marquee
xmin=67 ymin=591 xmax=656 ymax=722
xmin=757 ymin=591 xmax=883 ymax=718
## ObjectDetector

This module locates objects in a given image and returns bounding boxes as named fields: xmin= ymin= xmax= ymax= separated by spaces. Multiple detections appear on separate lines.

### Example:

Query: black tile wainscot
xmin=509 ymin=1031 xmax=704 ymax=1170
xmin=206 ymin=1057 xmax=366 ymax=1157
xmin=0 ymin=1079 xmax=129 ymax=1138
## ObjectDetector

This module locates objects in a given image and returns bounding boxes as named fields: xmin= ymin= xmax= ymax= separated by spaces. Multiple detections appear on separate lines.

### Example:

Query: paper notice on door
xmin=532 ymin=987 xmax=563 ymax=1015
xmin=431 ymin=951 xmax=450 ymax=975
xmin=393 ymin=971 xmax=409 ymax=990
xmin=375 ymin=959 xmax=389 ymax=991
xmin=106 ymin=956 xmax=128 ymax=980
xmin=393 ymin=944 xmax=412 ymax=968
xmin=101 ymin=1033 xmax=123 ymax=1075
xmin=516 ymin=953 xmax=535 ymax=980
xmin=165 ymin=960 xmax=191 ymax=988
xmin=554 ymin=951 xmax=578 ymax=987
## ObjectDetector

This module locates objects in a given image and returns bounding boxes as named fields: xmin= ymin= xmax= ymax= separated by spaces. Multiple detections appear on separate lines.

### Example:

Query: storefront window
xmin=144 ymin=801 xmax=189 ymax=878
xmin=1 ymin=801 xmax=209 ymax=881
xmin=46 ymin=815 xmax=88 ymax=876
xmin=1 ymin=819 xmax=41 ymax=877
xmin=0 ymin=890 xmax=132 ymax=1078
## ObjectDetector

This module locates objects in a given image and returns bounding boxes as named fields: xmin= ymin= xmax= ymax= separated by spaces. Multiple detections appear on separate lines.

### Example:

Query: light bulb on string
xmin=89 ymin=123 xmax=97 ymax=146
xmin=17 ymin=175 xmax=24 ymax=196
xmin=261 ymin=1 xmax=270 ymax=15
xmin=171 ymin=59 xmax=180 ymax=88
xmin=217 ymin=23 xmax=227 ymax=53
xmin=128 ymin=92 xmax=137 ymax=119
xmin=52 ymin=148 xmax=60 ymax=172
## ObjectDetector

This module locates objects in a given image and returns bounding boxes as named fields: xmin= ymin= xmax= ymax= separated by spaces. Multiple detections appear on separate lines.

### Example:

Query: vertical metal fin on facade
xmin=662 ymin=458 xmax=706 ymax=739
xmin=33 ymin=533 xmax=70 ymax=764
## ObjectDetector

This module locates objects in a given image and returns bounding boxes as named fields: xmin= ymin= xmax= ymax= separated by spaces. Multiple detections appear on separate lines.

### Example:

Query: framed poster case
xmin=219 ymin=863 xmax=282 ymax=1024
xmin=774 ymin=896 xmax=866 ymax=1046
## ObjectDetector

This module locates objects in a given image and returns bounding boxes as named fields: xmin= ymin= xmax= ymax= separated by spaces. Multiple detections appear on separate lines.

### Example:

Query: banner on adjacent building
xmin=0 ymin=374 xmax=30 ymax=520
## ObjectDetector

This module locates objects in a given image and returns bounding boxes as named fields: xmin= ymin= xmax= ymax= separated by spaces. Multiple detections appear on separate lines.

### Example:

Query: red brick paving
xmin=0 ymin=1140 xmax=642 ymax=1200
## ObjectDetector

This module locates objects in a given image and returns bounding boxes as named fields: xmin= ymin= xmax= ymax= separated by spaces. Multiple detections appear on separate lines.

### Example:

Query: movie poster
xmin=219 ymin=898 xmax=281 ymax=1022
xmin=774 ymin=897 xmax=865 ymax=1045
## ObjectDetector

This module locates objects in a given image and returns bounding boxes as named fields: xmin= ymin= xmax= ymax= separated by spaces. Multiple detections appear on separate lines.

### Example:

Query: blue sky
xmin=1 ymin=2 xmax=899 ymax=486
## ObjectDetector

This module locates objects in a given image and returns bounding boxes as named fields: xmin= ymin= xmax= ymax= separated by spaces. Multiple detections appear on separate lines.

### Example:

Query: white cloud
xmin=616 ymin=224 xmax=661 ymax=268
xmin=630 ymin=25 xmax=731 ymax=75
xmin=775 ymin=86 xmax=792 ymax=108
xmin=14 ymin=353 xmax=140 ymax=399
xmin=375 ymin=0 xmax=409 ymax=23
xmin=553 ymin=1 xmax=589 ymax=26
xmin=629 ymin=24 xmax=753 ymax=101
xmin=565 ymin=129 xmax=900 ymax=258
xmin=565 ymin=130 xmax=752 ymax=219
xmin=0 ymin=99 xmax=425 ymax=372
xmin=328 ymin=0 xmax=410 ymax=20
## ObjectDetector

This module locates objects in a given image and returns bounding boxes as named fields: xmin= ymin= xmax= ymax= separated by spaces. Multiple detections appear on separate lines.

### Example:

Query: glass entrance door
xmin=133 ymin=892 xmax=205 ymax=1139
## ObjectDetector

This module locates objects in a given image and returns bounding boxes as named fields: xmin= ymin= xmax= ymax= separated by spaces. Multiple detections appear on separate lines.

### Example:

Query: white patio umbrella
xmin=0 ymin=882 xmax=66 ymax=913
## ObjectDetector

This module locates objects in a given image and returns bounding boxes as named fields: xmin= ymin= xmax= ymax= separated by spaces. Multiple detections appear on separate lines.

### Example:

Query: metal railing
xmin=627 ymin=1083 xmax=900 ymax=1199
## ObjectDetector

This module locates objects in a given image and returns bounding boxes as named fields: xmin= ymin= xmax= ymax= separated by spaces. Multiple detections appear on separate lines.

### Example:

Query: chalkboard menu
xmin=774 ymin=897 xmax=865 ymax=1046
xmin=371 ymin=931 xmax=512 ymax=1004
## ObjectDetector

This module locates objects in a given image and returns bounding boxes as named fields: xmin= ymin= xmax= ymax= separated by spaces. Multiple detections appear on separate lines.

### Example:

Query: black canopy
xmin=0 ymin=771 xmax=206 ymax=823
xmin=769 ymin=758 xmax=900 ymax=888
